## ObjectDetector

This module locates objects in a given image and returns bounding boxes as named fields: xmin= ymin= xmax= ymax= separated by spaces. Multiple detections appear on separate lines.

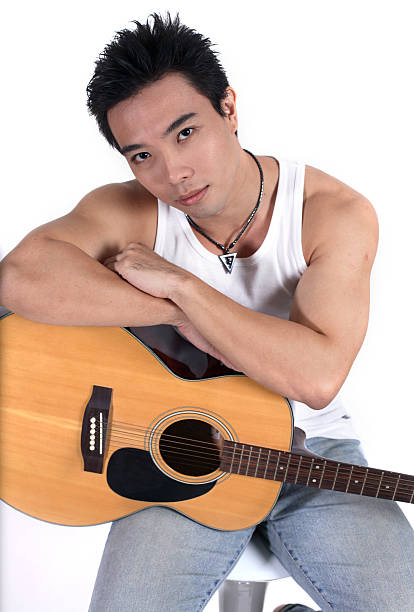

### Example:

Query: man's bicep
xmin=289 ymin=198 xmax=378 ymax=389
xmin=21 ymin=208 xmax=118 ymax=261
xmin=290 ymin=254 xmax=370 ymax=360
xmin=6 ymin=183 xmax=145 ymax=263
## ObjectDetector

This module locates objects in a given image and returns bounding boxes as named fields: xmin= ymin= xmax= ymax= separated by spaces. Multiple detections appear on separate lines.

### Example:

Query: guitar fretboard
xmin=220 ymin=441 xmax=414 ymax=503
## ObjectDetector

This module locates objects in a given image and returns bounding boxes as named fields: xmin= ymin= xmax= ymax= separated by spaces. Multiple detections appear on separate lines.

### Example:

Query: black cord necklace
xmin=185 ymin=149 xmax=264 ymax=273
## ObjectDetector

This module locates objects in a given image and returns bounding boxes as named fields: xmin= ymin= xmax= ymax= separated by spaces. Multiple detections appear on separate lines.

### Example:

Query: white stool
xmin=218 ymin=531 xmax=290 ymax=612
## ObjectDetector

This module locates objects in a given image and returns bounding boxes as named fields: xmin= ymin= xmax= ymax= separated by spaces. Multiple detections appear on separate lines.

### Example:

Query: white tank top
xmin=154 ymin=157 xmax=358 ymax=440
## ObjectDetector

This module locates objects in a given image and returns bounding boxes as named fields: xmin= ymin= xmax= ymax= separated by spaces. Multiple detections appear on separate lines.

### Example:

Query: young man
xmin=1 ymin=12 xmax=413 ymax=612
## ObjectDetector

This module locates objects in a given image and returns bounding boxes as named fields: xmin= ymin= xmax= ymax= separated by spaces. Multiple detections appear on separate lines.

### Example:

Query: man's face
xmin=107 ymin=73 xmax=240 ymax=220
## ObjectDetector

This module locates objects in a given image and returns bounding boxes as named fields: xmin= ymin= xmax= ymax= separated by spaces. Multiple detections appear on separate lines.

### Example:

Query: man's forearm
xmin=171 ymin=275 xmax=338 ymax=410
xmin=98 ymin=241 xmax=340 ymax=408
xmin=0 ymin=238 xmax=180 ymax=327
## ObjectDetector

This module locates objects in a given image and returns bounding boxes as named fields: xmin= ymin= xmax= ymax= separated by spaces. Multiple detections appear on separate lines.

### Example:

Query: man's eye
xmin=132 ymin=152 xmax=150 ymax=163
xmin=178 ymin=127 xmax=193 ymax=141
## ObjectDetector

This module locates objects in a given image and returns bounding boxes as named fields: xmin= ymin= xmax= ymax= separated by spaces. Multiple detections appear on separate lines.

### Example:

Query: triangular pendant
xmin=219 ymin=252 xmax=237 ymax=273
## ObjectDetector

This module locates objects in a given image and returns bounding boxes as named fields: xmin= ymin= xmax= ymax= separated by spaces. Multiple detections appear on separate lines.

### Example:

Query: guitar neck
xmin=220 ymin=440 xmax=414 ymax=503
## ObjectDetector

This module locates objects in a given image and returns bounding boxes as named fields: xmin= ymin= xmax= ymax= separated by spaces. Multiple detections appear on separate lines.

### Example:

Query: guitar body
xmin=0 ymin=313 xmax=293 ymax=529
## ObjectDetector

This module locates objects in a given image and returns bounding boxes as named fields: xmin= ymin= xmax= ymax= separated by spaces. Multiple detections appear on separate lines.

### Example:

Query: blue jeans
xmin=89 ymin=438 xmax=414 ymax=611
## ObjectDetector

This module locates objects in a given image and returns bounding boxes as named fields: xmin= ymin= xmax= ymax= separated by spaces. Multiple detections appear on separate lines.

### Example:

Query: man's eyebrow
xmin=119 ymin=112 xmax=198 ymax=156
xmin=164 ymin=112 xmax=197 ymax=136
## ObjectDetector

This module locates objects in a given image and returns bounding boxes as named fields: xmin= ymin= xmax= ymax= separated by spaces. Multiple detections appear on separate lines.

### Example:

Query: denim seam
xmin=269 ymin=523 xmax=335 ymax=611
xmin=197 ymin=530 xmax=254 ymax=612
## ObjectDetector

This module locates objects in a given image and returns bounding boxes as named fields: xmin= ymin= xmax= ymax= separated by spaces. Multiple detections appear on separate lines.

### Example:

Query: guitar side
xmin=0 ymin=313 xmax=293 ymax=529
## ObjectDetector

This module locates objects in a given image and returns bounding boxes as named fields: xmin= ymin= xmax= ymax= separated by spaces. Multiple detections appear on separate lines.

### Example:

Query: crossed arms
xmin=0 ymin=171 xmax=378 ymax=410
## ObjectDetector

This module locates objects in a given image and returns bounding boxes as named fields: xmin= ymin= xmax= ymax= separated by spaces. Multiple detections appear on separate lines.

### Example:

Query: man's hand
xmin=104 ymin=243 xmax=237 ymax=368
xmin=104 ymin=242 xmax=189 ymax=300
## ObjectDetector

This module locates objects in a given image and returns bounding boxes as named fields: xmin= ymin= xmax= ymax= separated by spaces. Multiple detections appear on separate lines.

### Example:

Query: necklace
xmin=185 ymin=149 xmax=264 ymax=273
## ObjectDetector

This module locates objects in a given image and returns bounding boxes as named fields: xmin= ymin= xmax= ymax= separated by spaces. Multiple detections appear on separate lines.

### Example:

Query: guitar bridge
xmin=80 ymin=385 xmax=112 ymax=473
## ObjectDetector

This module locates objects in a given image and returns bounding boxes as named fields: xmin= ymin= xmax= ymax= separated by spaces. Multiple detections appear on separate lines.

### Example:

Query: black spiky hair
xmin=86 ymin=12 xmax=230 ymax=150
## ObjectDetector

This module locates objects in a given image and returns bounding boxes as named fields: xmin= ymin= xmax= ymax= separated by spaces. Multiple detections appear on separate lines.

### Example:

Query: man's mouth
xmin=178 ymin=185 xmax=209 ymax=206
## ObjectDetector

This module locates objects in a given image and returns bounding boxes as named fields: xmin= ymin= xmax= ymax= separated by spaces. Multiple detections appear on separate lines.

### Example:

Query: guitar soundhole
xmin=159 ymin=419 xmax=221 ymax=477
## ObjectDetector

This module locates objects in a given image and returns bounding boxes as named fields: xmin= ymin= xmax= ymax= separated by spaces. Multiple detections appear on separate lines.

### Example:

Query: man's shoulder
xmin=75 ymin=179 xmax=158 ymax=249
xmin=303 ymin=164 xmax=370 ymax=206
xmin=302 ymin=164 xmax=378 ymax=265
xmin=77 ymin=179 xmax=157 ymax=216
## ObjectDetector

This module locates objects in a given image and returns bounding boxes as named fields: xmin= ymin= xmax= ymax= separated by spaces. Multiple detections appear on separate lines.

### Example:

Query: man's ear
xmin=222 ymin=86 xmax=238 ymax=136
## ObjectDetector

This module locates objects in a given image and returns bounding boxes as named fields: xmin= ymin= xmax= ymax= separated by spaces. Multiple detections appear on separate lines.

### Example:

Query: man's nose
xmin=164 ymin=155 xmax=194 ymax=185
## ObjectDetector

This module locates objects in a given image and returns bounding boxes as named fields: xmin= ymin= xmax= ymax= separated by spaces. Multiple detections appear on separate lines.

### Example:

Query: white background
xmin=1 ymin=1 xmax=413 ymax=610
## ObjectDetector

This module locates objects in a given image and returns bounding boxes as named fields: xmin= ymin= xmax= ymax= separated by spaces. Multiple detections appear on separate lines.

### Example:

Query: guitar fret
xmin=294 ymin=455 xmax=303 ymax=484
xmin=348 ymin=466 xmax=367 ymax=495
xmin=284 ymin=453 xmax=292 ymax=482
xmin=379 ymin=473 xmax=399 ymax=499
xmin=254 ymin=447 xmax=262 ymax=477
xmin=219 ymin=441 xmax=413 ymax=505
xmin=361 ymin=467 xmax=369 ymax=495
xmin=332 ymin=463 xmax=340 ymax=490
xmin=375 ymin=472 xmax=384 ymax=498
xmin=273 ymin=451 xmax=282 ymax=480
xmin=277 ymin=453 xmax=287 ymax=481
xmin=391 ymin=474 xmax=401 ymax=501
xmin=310 ymin=462 xmax=323 ymax=488
xmin=345 ymin=465 xmax=354 ymax=493
xmin=319 ymin=460 xmax=327 ymax=488
xmin=263 ymin=449 xmax=271 ymax=479
xmin=228 ymin=444 xmax=236 ymax=474
xmin=237 ymin=444 xmax=245 ymax=475
xmin=306 ymin=458 xmax=315 ymax=486
xmin=278 ymin=451 xmax=286 ymax=480
xmin=245 ymin=446 xmax=253 ymax=476
xmin=313 ymin=462 xmax=323 ymax=488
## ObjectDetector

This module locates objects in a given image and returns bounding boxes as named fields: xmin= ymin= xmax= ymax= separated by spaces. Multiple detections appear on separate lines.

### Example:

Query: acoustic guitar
xmin=0 ymin=310 xmax=412 ymax=530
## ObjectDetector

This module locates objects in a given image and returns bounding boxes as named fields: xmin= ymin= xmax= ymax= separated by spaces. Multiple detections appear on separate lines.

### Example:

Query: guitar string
xmin=107 ymin=440 xmax=414 ymax=485
xmin=106 ymin=418 xmax=413 ymax=488
xmin=107 ymin=422 xmax=221 ymax=449
xmin=101 ymin=430 xmax=414 ymax=491
xmin=104 ymin=423 xmax=414 ymax=485
xmin=103 ymin=425 xmax=414 ymax=487
xmin=107 ymin=419 xmax=412 ymax=482
xmin=105 ymin=437 xmax=413 ymax=497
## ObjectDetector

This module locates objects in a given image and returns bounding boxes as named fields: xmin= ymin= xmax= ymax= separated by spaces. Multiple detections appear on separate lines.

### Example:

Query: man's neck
xmin=190 ymin=149 xmax=265 ymax=244
xmin=187 ymin=154 xmax=279 ymax=257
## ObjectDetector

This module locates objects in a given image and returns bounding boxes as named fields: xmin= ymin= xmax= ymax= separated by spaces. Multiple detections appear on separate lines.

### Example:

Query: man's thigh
xmin=257 ymin=437 xmax=414 ymax=611
xmin=89 ymin=505 xmax=255 ymax=612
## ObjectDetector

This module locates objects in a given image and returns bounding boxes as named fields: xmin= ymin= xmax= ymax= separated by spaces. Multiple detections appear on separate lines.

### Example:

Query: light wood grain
xmin=0 ymin=314 xmax=292 ymax=529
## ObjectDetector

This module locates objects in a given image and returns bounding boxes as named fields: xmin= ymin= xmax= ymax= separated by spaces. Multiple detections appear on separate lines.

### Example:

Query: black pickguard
xmin=106 ymin=448 xmax=216 ymax=502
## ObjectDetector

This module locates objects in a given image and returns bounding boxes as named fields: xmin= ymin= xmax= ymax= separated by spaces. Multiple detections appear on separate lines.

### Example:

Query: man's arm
xmin=0 ymin=183 xmax=181 ymax=327
xmin=109 ymin=193 xmax=378 ymax=410
xmin=174 ymin=197 xmax=378 ymax=409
